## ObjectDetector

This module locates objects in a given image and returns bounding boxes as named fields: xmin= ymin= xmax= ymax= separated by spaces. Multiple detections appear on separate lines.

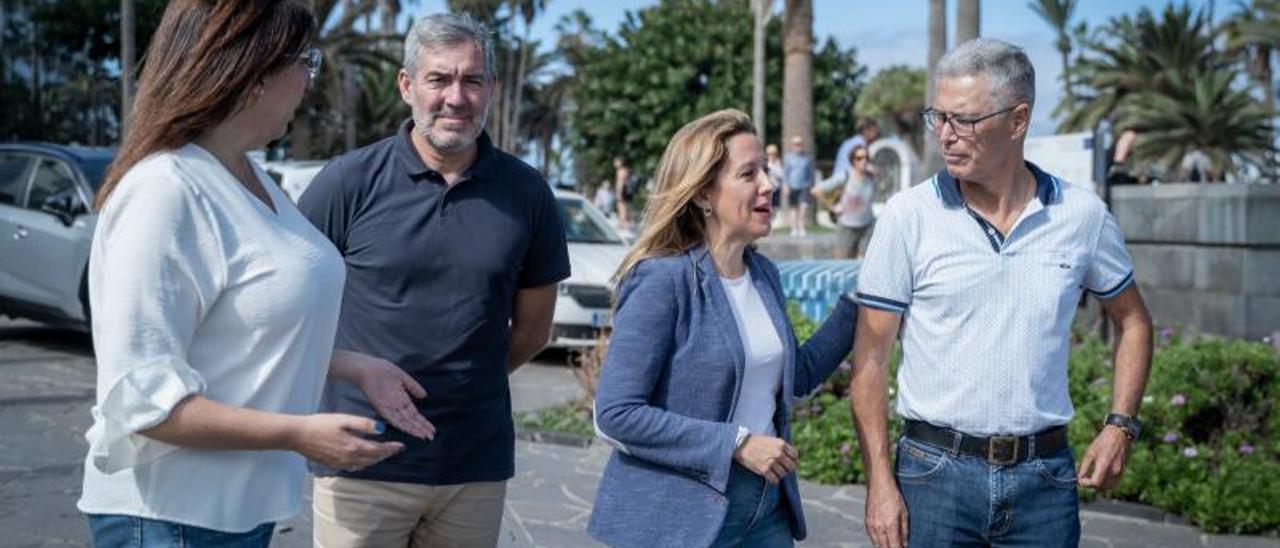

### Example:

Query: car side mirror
xmin=40 ymin=192 xmax=82 ymax=227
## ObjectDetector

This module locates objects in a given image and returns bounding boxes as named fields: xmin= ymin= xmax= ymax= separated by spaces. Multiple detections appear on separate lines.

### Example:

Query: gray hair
xmin=935 ymin=38 xmax=1035 ymax=110
xmin=403 ymin=13 xmax=496 ymax=81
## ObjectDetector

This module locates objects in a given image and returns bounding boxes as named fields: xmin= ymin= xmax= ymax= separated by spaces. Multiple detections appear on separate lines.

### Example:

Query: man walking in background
xmin=783 ymin=135 xmax=816 ymax=236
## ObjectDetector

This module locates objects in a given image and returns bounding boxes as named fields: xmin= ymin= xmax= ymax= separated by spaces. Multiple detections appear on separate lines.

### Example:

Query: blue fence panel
xmin=775 ymin=259 xmax=861 ymax=323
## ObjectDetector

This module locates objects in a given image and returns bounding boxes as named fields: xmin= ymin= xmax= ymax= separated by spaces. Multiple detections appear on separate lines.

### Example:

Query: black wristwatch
xmin=1104 ymin=413 xmax=1142 ymax=440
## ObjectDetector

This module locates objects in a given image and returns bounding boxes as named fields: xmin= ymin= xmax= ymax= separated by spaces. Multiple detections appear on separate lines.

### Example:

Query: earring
xmin=701 ymin=205 xmax=712 ymax=217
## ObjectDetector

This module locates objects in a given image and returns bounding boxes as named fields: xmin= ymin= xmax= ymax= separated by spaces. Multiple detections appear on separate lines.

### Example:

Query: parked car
xmin=550 ymin=190 xmax=628 ymax=348
xmin=258 ymin=159 xmax=326 ymax=202
xmin=0 ymin=143 xmax=114 ymax=328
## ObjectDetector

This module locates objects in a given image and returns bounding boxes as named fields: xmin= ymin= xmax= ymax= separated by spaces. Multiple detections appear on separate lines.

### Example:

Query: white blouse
xmin=720 ymin=271 xmax=785 ymax=437
xmin=77 ymin=144 xmax=345 ymax=533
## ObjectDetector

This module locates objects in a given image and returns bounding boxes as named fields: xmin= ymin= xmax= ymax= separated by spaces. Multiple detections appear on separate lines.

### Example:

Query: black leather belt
xmin=903 ymin=420 xmax=1069 ymax=465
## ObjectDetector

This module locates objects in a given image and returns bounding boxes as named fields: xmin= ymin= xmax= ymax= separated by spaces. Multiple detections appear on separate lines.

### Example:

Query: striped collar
xmin=931 ymin=161 xmax=1062 ymax=209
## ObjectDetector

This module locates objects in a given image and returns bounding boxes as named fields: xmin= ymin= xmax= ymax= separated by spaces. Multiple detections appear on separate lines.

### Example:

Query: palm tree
xmin=1058 ymin=4 xmax=1218 ymax=132
xmin=751 ymin=0 xmax=772 ymax=138
xmin=1122 ymin=67 xmax=1274 ymax=180
xmin=120 ymin=0 xmax=135 ymax=134
xmin=1029 ymin=0 xmax=1078 ymax=104
xmin=1062 ymin=4 xmax=1274 ymax=180
xmin=293 ymin=0 xmax=400 ymax=158
xmin=782 ymin=0 xmax=813 ymax=154
xmin=508 ymin=0 xmax=547 ymax=153
xmin=923 ymin=0 xmax=946 ymax=175
xmin=1223 ymin=0 xmax=1280 ymax=180
xmin=956 ymin=0 xmax=979 ymax=44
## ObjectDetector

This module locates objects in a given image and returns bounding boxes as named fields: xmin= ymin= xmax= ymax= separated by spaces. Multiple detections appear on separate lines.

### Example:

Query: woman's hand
xmin=289 ymin=414 xmax=404 ymax=471
xmin=733 ymin=434 xmax=799 ymax=484
xmin=332 ymin=350 xmax=436 ymax=440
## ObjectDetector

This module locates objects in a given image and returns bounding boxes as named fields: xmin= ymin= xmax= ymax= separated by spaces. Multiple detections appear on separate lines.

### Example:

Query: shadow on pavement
xmin=0 ymin=320 xmax=93 ymax=357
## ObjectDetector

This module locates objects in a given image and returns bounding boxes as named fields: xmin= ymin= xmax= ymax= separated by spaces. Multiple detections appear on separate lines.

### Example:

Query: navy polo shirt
xmin=298 ymin=120 xmax=570 ymax=484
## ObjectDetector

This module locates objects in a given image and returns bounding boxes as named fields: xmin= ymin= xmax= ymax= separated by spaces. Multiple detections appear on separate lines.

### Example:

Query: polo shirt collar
xmin=393 ymin=118 xmax=499 ymax=182
xmin=932 ymin=160 xmax=1062 ymax=209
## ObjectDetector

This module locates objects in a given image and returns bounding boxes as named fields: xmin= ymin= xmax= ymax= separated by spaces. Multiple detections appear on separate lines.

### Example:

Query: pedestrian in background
xmin=766 ymin=143 xmax=786 ymax=225
xmin=588 ymin=109 xmax=857 ymax=548
xmin=80 ymin=1 xmax=406 ymax=546
xmin=813 ymin=144 xmax=876 ymax=258
xmin=832 ymin=118 xmax=881 ymax=180
xmin=782 ymin=135 xmax=815 ymax=236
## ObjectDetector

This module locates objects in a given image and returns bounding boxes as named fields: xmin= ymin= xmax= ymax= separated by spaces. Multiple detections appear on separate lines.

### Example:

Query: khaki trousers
xmin=313 ymin=476 xmax=507 ymax=548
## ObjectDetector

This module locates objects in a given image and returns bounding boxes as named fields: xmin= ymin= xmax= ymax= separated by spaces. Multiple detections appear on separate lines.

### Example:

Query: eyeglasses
xmin=921 ymin=106 xmax=1017 ymax=137
xmin=296 ymin=47 xmax=322 ymax=79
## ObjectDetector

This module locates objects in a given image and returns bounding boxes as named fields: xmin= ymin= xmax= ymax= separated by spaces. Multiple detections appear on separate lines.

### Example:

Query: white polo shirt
xmin=854 ymin=162 xmax=1134 ymax=436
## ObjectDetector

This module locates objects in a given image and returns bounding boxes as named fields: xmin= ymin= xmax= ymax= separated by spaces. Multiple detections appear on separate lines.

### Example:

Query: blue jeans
xmin=895 ymin=435 xmax=1081 ymax=547
xmin=86 ymin=514 xmax=274 ymax=548
xmin=709 ymin=464 xmax=795 ymax=548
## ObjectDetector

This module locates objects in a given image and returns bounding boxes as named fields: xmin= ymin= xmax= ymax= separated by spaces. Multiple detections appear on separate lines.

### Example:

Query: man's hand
xmin=864 ymin=476 xmax=909 ymax=548
xmin=1078 ymin=425 xmax=1130 ymax=490
xmin=733 ymin=435 xmax=798 ymax=485
xmin=336 ymin=351 xmax=435 ymax=440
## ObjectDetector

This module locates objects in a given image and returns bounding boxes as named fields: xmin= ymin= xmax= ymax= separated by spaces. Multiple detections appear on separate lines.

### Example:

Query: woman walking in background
xmin=812 ymin=144 xmax=876 ymax=258
xmin=79 ymin=1 xmax=416 ymax=545
xmin=588 ymin=109 xmax=858 ymax=547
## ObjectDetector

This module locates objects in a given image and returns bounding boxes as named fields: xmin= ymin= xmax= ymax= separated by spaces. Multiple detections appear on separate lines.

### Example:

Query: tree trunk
xmin=782 ymin=0 xmax=813 ymax=156
xmin=956 ymin=0 xmax=979 ymax=45
xmin=924 ymin=0 xmax=947 ymax=176
xmin=751 ymin=0 xmax=770 ymax=139
xmin=120 ymin=0 xmax=135 ymax=138
xmin=511 ymin=32 xmax=530 ymax=155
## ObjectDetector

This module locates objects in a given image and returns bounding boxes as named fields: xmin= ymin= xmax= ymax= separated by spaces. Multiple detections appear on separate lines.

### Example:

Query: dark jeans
xmin=895 ymin=435 xmax=1081 ymax=547
xmin=709 ymin=463 xmax=794 ymax=547
xmin=87 ymin=514 xmax=274 ymax=548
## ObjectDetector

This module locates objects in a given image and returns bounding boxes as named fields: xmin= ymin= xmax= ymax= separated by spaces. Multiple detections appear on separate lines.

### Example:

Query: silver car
xmin=0 ymin=143 xmax=113 ymax=328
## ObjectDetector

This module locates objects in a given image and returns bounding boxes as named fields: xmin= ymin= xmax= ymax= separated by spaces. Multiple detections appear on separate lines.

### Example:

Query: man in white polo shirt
xmin=848 ymin=39 xmax=1154 ymax=548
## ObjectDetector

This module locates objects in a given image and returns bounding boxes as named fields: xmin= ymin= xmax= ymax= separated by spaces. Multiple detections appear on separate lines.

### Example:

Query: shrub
xmin=791 ymin=326 xmax=1280 ymax=535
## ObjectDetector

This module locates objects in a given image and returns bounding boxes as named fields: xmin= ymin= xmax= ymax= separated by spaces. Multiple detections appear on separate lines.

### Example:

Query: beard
xmin=413 ymin=105 xmax=489 ymax=152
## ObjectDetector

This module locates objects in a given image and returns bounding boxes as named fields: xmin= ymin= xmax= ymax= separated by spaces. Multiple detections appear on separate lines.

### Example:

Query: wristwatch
xmin=1104 ymin=413 xmax=1142 ymax=440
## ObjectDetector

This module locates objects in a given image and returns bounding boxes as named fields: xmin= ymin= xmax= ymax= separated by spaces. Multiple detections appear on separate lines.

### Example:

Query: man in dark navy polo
xmin=298 ymin=13 xmax=569 ymax=548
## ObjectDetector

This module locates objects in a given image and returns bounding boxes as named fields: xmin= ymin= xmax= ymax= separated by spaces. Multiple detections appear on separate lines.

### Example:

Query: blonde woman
xmin=588 ymin=109 xmax=858 ymax=547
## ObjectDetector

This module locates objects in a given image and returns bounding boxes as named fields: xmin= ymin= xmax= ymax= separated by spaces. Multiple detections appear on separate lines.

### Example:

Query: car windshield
xmin=79 ymin=158 xmax=112 ymax=190
xmin=558 ymin=197 xmax=623 ymax=244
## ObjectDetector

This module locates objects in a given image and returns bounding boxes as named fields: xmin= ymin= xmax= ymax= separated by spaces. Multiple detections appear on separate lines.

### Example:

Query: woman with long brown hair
xmin=78 ymin=1 xmax=419 ymax=545
xmin=588 ymin=109 xmax=858 ymax=547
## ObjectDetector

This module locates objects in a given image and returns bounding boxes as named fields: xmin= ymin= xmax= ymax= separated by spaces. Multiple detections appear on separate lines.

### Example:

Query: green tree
xmin=563 ymin=0 xmax=863 ymax=187
xmin=1060 ymin=4 xmax=1274 ymax=180
xmin=855 ymin=66 xmax=926 ymax=155
xmin=1029 ymin=0 xmax=1079 ymax=104
xmin=1122 ymin=68 xmax=1274 ymax=181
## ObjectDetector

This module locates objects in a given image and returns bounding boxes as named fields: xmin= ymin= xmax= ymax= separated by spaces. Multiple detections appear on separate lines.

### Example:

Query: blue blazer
xmin=587 ymin=244 xmax=857 ymax=548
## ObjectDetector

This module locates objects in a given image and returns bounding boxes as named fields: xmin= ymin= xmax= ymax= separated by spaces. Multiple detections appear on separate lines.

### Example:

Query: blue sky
xmin=402 ymin=1 xmax=1230 ymax=136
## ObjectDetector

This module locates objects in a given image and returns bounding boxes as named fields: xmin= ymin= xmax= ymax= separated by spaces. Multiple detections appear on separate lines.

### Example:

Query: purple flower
xmin=1182 ymin=447 xmax=1199 ymax=458
xmin=1162 ymin=432 xmax=1180 ymax=443
xmin=1239 ymin=443 xmax=1255 ymax=455
xmin=1170 ymin=394 xmax=1187 ymax=406
xmin=840 ymin=442 xmax=852 ymax=455
xmin=1159 ymin=326 xmax=1175 ymax=340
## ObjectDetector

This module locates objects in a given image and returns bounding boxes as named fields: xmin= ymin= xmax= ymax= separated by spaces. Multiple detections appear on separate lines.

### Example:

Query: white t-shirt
xmin=77 ymin=144 xmax=346 ymax=532
xmin=720 ymin=271 xmax=784 ymax=437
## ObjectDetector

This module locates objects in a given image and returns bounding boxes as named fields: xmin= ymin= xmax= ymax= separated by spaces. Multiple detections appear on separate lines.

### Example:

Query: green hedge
xmin=788 ymin=300 xmax=1280 ymax=534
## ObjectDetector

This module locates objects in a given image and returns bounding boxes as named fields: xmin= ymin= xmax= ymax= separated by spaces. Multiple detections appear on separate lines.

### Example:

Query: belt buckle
xmin=987 ymin=436 xmax=1020 ymax=465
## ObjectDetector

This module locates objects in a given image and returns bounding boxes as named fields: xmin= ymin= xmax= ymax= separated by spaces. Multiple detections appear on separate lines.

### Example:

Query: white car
xmin=258 ymin=159 xmax=326 ymax=202
xmin=550 ymin=190 xmax=628 ymax=348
